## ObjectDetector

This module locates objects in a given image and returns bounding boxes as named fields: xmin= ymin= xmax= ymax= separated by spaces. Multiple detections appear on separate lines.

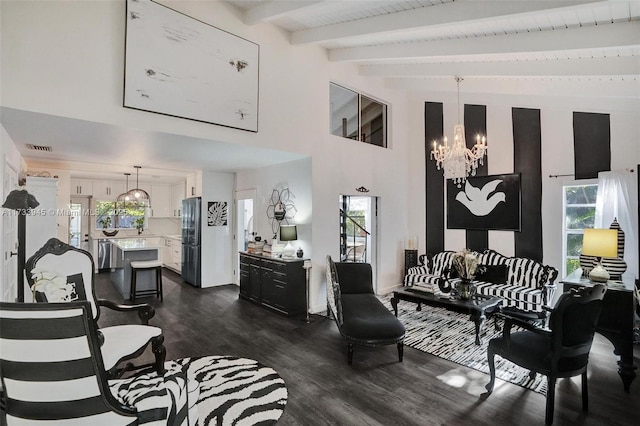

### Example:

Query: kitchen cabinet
xmin=171 ymin=182 xmax=185 ymax=217
xmin=24 ymin=177 xmax=59 ymax=264
xmin=70 ymin=179 xmax=93 ymax=196
xmin=185 ymin=173 xmax=201 ymax=197
xmin=150 ymin=185 xmax=172 ymax=217
xmin=162 ymin=237 xmax=181 ymax=273
xmin=93 ymin=181 xmax=124 ymax=201
xmin=239 ymin=252 xmax=306 ymax=316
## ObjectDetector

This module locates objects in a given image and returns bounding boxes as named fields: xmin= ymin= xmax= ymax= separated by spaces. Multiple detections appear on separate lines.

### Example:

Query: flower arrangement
xmin=452 ymin=249 xmax=482 ymax=280
xmin=30 ymin=268 xmax=74 ymax=302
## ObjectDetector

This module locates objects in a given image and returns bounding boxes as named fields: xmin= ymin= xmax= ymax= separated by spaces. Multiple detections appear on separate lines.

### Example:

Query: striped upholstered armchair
xmin=0 ymin=301 xmax=196 ymax=425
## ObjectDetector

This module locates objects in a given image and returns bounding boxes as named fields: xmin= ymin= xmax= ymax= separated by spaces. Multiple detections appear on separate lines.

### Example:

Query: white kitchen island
xmin=110 ymin=238 xmax=163 ymax=300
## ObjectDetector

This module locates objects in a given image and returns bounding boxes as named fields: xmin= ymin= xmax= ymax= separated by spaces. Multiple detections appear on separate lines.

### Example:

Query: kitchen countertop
xmin=113 ymin=238 xmax=163 ymax=251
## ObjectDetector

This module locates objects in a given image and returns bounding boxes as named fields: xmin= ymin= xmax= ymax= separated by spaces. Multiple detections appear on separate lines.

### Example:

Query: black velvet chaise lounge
xmin=326 ymin=256 xmax=405 ymax=365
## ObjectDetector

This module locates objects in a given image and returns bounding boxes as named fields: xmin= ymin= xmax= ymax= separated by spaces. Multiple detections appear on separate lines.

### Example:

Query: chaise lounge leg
xmin=347 ymin=343 xmax=354 ymax=365
xmin=398 ymin=342 xmax=404 ymax=362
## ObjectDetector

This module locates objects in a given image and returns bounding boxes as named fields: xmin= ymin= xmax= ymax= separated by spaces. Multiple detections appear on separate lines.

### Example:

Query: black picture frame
xmin=124 ymin=0 xmax=260 ymax=132
xmin=447 ymin=173 xmax=521 ymax=231
xmin=207 ymin=201 xmax=228 ymax=226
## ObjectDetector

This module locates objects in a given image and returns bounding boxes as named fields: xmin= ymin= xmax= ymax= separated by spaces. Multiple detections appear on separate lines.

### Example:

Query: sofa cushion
xmin=407 ymin=265 xmax=430 ymax=275
xmin=340 ymin=294 xmax=405 ymax=342
xmin=475 ymin=281 xmax=544 ymax=312
xmin=478 ymin=250 xmax=509 ymax=266
xmin=475 ymin=264 xmax=508 ymax=284
xmin=506 ymin=258 xmax=545 ymax=289
xmin=430 ymin=252 xmax=454 ymax=276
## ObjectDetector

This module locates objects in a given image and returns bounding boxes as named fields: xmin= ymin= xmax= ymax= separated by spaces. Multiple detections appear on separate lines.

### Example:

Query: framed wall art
xmin=447 ymin=173 xmax=521 ymax=231
xmin=208 ymin=201 xmax=228 ymax=226
xmin=124 ymin=0 xmax=259 ymax=132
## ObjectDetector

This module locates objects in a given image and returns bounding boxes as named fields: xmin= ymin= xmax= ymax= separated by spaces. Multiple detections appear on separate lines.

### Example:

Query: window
xmin=96 ymin=201 xmax=146 ymax=230
xmin=330 ymin=83 xmax=387 ymax=148
xmin=562 ymin=184 xmax=598 ymax=276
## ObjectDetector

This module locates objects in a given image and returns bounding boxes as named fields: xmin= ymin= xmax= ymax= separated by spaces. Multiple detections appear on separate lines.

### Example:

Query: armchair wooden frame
xmin=25 ymin=237 xmax=166 ymax=379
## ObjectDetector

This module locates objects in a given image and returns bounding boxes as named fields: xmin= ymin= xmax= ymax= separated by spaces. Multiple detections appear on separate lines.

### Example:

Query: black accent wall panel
xmin=425 ymin=102 xmax=445 ymax=255
xmin=573 ymin=112 xmax=611 ymax=179
xmin=464 ymin=104 xmax=488 ymax=252
xmin=512 ymin=108 xmax=543 ymax=262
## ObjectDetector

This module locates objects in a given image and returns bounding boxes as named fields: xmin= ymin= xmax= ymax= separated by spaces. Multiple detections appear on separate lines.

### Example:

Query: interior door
xmin=339 ymin=195 xmax=379 ymax=291
xmin=235 ymin=189 xmax=256 ymax=285
xmin=70 ymin=196 xmax=90 ymax=251
xmin=3 ymin=162 xmax=18 ymax=301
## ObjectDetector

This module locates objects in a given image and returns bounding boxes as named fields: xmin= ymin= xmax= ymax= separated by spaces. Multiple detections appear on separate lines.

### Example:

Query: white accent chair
xmin=25 ymin=237 xmax=166 ymax=379
xmin=0 ymin=301 xmax=194 ymax=425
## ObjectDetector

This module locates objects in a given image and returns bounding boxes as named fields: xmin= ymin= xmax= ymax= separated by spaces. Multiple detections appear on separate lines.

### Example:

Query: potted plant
xmin=98 ymin=216 xmax=111 ymax=229
xmin=135 ymin=217 xmax=145 ymax=234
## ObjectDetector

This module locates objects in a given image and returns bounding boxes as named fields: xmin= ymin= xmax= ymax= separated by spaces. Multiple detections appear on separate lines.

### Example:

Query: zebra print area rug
xmin=382 ymin=294 xmax=547 ymax=395
xmin=171 ymin=355 xmax=288 ymax=425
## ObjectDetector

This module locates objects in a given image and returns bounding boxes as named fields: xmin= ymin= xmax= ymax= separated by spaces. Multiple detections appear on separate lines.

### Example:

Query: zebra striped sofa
xmin=403 ymin=249 xmax=559 ymax=312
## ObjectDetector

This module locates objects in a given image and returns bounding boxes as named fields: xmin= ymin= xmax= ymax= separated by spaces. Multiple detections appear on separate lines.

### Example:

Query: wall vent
xmin=25 ymin=144 xmax=53 ymax=152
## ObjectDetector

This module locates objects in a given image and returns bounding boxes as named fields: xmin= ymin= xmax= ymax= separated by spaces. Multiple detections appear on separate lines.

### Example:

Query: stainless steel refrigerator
xmin=181 ymin=197 xmax=202 ymax=287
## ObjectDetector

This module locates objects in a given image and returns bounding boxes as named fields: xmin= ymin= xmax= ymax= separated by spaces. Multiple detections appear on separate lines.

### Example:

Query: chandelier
xmin=430 ymin=76 xmax=487 ymax=187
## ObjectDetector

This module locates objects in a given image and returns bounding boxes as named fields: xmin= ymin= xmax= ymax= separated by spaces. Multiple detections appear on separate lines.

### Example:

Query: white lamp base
xmin=589 ymin=263 xmax=610 ymax=283
xmin=282 ymin=242 xmax=295 ymax=258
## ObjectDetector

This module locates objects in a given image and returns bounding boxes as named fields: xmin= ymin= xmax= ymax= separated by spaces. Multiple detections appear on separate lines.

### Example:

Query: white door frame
xmin=234 ymin=188 xmax=256 ymax=285
xmin=2 ymin=160 xmax=18 ymax=302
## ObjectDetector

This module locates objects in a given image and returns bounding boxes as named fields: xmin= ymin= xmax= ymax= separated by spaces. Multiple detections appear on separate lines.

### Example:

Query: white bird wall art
xmin=455 ymin=179 xmax=506 ymax=216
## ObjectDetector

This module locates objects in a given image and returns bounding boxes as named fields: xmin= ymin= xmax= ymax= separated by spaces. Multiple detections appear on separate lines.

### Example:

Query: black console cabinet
xmin=239 ymin=252 xmax=306 ymax=316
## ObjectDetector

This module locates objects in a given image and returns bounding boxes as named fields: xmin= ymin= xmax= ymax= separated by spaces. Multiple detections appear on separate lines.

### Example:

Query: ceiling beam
xmin=244 ymin=0 xmax=326 ymax=25
xmin=386 ymin=77 xmax=640 ymax=99
xmin=360 ymin=56 xmax=640 ymax=77
xmin=290 ymin=0 xmax=603 ymax=45
xmin=329 ymin=20 xmax=640 ymax=62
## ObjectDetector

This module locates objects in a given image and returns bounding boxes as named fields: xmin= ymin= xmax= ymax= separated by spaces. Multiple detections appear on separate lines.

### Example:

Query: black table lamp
xmin=3 ymin=189 xmax=40 ymax=302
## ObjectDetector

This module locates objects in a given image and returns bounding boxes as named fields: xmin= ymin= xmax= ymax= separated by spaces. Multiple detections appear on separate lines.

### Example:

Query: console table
xmin=561 ymin=269 xmax=637 ymax=392
xmin=239 ymin=252 xmax=306 ymax=317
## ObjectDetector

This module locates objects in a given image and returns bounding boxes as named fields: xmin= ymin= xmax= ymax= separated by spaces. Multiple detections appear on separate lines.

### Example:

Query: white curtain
xmin=595 ymin=170 xmax=638 ymax=280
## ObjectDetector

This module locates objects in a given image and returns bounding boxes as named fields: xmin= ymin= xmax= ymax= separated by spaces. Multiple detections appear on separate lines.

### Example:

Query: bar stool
xmin=130 ymin=260 xmax=163 ymax=303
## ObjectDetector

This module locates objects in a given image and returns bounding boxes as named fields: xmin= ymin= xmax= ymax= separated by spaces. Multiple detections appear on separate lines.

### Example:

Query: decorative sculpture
xmin=266 ymin=185 xmax=297 ymax=238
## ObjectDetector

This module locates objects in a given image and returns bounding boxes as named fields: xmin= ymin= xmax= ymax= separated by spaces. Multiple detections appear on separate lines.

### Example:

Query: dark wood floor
xmin=96 ymin=270 xmax=639 ymax=426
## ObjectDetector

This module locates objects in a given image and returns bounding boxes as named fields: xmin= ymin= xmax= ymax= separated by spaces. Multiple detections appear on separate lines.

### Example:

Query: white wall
xmin=200 ymin=171 xmax=235 ymax=288
xmin=406 ymin=90 xmax=640 ymax=275
xmin=1 ymin=1 xmax=412 ymax=309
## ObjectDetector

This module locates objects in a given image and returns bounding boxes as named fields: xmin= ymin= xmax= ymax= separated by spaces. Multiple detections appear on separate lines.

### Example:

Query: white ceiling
xmin=1 ymin=107 xmax=305 ymax=184
xmin=227 ymin=0 xmax=639 ymax=92
xmin=3 ymin=0 xmax=639 ymax=182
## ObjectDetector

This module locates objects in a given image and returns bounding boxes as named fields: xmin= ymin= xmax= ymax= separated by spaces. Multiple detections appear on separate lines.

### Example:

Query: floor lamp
xmin=3 ymin=189 xmax=40 ymax=302
xmin=302 ymin=260 xmax=312 ymax=323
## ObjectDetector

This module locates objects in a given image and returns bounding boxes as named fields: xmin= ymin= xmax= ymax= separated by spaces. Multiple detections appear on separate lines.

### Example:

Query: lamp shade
xmin=2 ymin=189 xmax=40 ymax=210
xmin=582 ymin=228 xmax=618 ymax=258
xmin=279 ymin=225 xmax=297 ymax=241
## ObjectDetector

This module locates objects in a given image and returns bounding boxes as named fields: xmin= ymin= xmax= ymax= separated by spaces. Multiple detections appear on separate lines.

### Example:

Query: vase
xmin=455 ymin=278 xmax=475 ymax=300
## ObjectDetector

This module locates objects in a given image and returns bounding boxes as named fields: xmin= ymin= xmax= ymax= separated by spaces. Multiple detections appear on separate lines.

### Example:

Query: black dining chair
xmin=485 ymin=283 xmax=606 ymax=425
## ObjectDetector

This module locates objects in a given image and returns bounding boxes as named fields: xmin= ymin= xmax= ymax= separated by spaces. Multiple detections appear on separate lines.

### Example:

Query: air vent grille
xmin=25 ymin=144 xmax=52 ymax=152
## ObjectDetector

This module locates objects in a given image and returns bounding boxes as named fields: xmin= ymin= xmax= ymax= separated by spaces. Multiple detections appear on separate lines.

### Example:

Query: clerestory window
xmin=330 ymin=82 xmax=387 ymax=148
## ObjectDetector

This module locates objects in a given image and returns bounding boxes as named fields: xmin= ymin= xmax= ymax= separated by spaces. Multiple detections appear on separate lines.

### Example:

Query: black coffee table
xmin=390 ymin=288 xmax=502 ymax=345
